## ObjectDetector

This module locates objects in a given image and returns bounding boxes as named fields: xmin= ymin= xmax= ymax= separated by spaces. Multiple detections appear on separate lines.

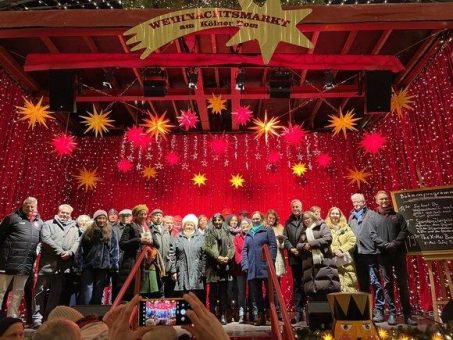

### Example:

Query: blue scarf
xmin=353 ymin=208 xmax=365 ymax=223
xmin=250 ymin=224 xmax=263 ymax=235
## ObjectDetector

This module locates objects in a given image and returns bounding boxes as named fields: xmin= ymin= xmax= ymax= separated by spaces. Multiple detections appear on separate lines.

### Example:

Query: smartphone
xmin=138 ymin=298 xmax=191 ymax=326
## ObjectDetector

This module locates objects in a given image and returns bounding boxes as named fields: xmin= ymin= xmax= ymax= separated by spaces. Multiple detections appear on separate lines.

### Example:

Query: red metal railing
xmin=263 ymin=244 xmax=295 ymax=340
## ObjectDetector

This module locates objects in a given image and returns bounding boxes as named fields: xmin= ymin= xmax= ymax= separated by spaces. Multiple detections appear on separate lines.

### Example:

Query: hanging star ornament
xmin=165 ymin=152 xmax=181 ymax=166
xmin=143 ymin=166 xmax=157 ymax=179
xmin=251 ymin=110 xmax=283 ymax=144
xmin=80 ymin=105 xmax=115 ymax=137
xmin=226 ymin=0 xmax=313 ymax=63
xmin=391 ymin=87 xmax=415 ymax=117
xmin=346 ymin=167 xmax=370 ymax=188
xmin=51 ymin=133 xmax=77 ymax=157
xmin=326 ymin=108 xmax=360 ymax=138
xmin=231 ymin=105 xmax=253 ymax=126
xmin=360 ymin=132 xmax=387 ymax=154
xmin=210 ymin=136 xmax=229 ymax=154
xmin=282 ymin=123 xmax=306 ymax=146
xmin=207 ymin=94 xmax=227 ymax=115
xmin=75 ymin=167 xmax=100 ymax=191
xmin=178 ymin=109 xmax=199 ymax=130
xmin=317 ymin=153 xmax=332 ymax=168
xmin=117 ymin=159 xmax=133 ymax=173
xmin=142 ymin=111 xmax=174 ymax=140
xmin=192 ymin=173 xmax=207 ymax=187
xmin=267 ymin=150 xmax=281 ymax=164
xmin=230 ymin=174 xmax=245 ymax=189
xmin=292 ymin=162 xmax=308 ymax=177
xmin=16 ymin=96 xmax=54 ymax=129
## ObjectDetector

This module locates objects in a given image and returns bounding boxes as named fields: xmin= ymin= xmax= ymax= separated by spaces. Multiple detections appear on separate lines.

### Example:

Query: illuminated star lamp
xmin=230 ymin=174 xmax=245 ymax=189
xmin=125 ymin=126 xmax=152 ymax=149
xmin=282 ymin=123 xmax=306 ymax=146
xmin=317 ymin=153 xmax=332 ymax=168
xmin=178 ymin=109 xmax=199 ymax=130
xmin=117 ymin=159 xmax=133 ymax=173
xmin=74 ymin=167 xmax=100 ymax=191
xmin=51 ymin=133 xmax=77 ymax=157
xmin=207 ymin=94 xmax=227 ymax=115
xmin=292 ymin=162 xmax=307 ymax=177
xmin=326 ymin=108 xmax=360 ymax=139
xmin=143 ymin=166 xmax=157 ymax=179
xmin=360 ymin=132 xmax=387 ymax=154
xmin=210 ymin=136 xmax=229 ymax=154
xmin=80 ymin=105 xmax=115 ymax=137
xmin=192 ymin=173 xmax=207 ymax=187
xmin=142 ymin=111 xmax=174 ymax=140
xmin=250 ymin=110 xmax=283 ymax=145
xmin=267 ymin=150 xmax=281 ymax=164
xmin=346 ymin=167 xmax=370 ymax=188
xmin=231 ymin=105 xmax=253 ymax=126
xmin=16 ymin=96 xmax=54 ymax=129
xmin=165 ymin=152 xmax=181 ymax=166
xmin=391 ymin=87 xmax=415 ymax=118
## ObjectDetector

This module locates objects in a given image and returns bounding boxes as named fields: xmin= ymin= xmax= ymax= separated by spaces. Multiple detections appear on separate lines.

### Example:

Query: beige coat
xmin=272 ymin=224 xmax=286 ymax=277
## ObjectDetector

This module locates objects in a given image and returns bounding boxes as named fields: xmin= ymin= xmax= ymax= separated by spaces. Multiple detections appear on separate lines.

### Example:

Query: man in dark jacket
xmin=348 ymin=193 xmax=385 ymax=322
xmin=32 ymin=204 xmax=79 ymax=327
xmin=370 ymin=190 xmax=417 ymax=326
xmin=150 ymin=208 xmax=170 ymax=298
xmin=0 ymin=197 xmax=43 ymax=318
xmin=283 ymin=199 xmax=306 ymax=323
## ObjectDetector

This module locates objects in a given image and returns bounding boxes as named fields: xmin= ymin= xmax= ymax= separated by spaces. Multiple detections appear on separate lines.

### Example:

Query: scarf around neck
xmin=353 ymin=208 xmax=365 ymax=222
xmin=305 ymin=222 xmax=324 ymax=265
xmin=378 ymin=206 xmax=394 ymax=216
xmin=251 ymin=224 xmax=262 ymax=235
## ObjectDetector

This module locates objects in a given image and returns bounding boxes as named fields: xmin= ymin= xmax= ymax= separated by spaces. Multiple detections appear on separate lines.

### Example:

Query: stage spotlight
xmin=269 ymin=68 xmax=292 ymax=98
xmin=235 ymin=70 xmax=246 ymax=91
xmin=324 ymin=70 xmax=335 ymax=90
xmin=188 ymin=70 xmax=198 ymax=90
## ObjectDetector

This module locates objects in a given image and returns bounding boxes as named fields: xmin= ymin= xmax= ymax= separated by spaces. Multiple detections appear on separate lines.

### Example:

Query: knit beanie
xmin=47 ymin=305 xmax=84 ymax=323
xmin=182 ymin=214 xmax=198 ymax=229
xmin=132 ymin=204 xmax=149 ymax=217
xmin=0 ymin=317 xmax=22 ymax=336
xmin=93 ymin=210 xmax=108 ymax=220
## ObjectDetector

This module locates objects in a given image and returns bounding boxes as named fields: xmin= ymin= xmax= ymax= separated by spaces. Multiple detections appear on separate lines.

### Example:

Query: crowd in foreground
xmin=0 ymin=189 xmax=417 ymax=339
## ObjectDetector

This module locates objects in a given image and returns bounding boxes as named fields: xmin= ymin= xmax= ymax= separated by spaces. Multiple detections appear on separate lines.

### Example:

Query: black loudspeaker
xmin=269 ymin=80 xmax=291 ymax=98
xmin=306 ymin=300 xmax=333 ymax=332
xmin=49 ymin=70 xmax=76 ymax=112
xmin=366 ymin=71 xmax=392 ymax=113
xmin=144 ymin=79 xmax=167 ymax=97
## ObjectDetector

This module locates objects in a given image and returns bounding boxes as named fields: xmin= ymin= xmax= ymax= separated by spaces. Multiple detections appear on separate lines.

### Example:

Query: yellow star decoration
xmin=230 ymin=174 xmax=245 ymax=189
xmin=226 ymin=0 xmax=313 ymax=63
xmin=16 ymin=96 xmax=54 ymax=129
xmin=143 ymin=166 xmax=157 ymax=179
xmin=391 ymin=87 xmax=415 ymax=118
xmin=346 ymin=167 xmax=370 ymax=188
xmin=125 ymin=0 xmax=313 ymax=64
xmin=292 ymin=162 xmax=308 ymax=177
xmin=326 ymin=108 xmax=360 ymax=139
xmin=251 ymin=110 xmax=283 ymax=145
xmin=192 ymin=173 xmax=207 ymax=187
xmin=378 ymin=328 xmax=389 ymax=340
xmin=80 ymin=105 xmax=115 ymax=137
xmin=142 ymin=111 xmax=174 ymax=140
xmin=431 ymin=333 xmax=444 ymax=340
xmin=207 ymin=94 xmax=227 ymax=115
xmin=74 ymin=167 xmax=100 ymax=191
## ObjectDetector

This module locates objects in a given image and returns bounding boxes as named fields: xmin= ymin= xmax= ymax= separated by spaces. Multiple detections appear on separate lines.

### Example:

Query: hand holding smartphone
xmin=139 ymin=298 xmax=191 ymax=326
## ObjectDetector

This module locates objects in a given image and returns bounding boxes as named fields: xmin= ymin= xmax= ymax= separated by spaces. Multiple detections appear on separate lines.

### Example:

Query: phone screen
xmin=138 ymin=298 xmax=191 ymax=326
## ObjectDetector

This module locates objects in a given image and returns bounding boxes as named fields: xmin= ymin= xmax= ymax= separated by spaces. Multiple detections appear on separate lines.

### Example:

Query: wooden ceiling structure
xmin=0 ymin=3 xmax=452 ymax=135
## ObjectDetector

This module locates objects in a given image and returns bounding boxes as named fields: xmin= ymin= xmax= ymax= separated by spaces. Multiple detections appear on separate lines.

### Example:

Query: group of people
xmin=0 ymin=189 xmax=416 ymax=333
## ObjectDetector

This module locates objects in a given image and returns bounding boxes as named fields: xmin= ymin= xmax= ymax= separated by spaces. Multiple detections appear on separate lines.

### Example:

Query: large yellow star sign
xmin=226 ymin=0 xmax=313 ymax=63
xmin=125 ymin=0 xmax=313 ymax=64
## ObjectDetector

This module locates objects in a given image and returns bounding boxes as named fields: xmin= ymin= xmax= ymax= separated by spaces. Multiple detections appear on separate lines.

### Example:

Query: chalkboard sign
xmin=391 ymin=186 xmax=453 ymax=256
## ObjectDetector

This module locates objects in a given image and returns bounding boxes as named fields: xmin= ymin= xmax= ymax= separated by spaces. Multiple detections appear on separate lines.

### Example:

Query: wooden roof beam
xmin=230 ymin=67 xmax=241 ymax=131
xmin=0 ymin=46 xmax=40 ymax=92
xmin=299 ymin=31 xmax=320 ymax=86
xmin=194 ymin=69 xmax=209 ymax=131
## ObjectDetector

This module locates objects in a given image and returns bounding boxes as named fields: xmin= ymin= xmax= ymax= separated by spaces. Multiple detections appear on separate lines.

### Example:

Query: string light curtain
xmin=0 ymin=41 xmax=451 ymax=312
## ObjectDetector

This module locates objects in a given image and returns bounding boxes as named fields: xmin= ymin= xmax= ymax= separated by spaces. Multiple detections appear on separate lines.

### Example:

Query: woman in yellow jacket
xmin=325 ymin=207 xmax=358 ymax=292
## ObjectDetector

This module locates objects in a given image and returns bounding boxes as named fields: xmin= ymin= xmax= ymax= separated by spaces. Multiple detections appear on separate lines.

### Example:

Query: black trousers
xmin=209 ymin=281 xmax=228 ymax=315
xmin=290 ymin=265 xmax=306 ymax=314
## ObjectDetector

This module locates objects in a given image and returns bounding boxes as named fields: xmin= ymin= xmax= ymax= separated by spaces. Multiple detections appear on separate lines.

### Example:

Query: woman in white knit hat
xmin=169 ymin=214 xmax=206 ymax=303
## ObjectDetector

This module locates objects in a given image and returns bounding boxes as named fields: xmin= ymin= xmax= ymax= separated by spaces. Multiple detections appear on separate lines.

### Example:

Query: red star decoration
xmin=165 ymin=152 xmax=181 ymax=166
xmin=282 ymin=123 xmax=306 ymax=146
xmin=210 ymin=136 xmax=229 ymax=154
xmin=117 ymin=159 xmax=133 ymax=173
xmin=51 ymin=133 xmax=77 ymax=157
xmin=360 ymin=132 xmax=387 ymax=154
xmin=267 ymin=150 xmax=281 ymax=164
xmin=317 ymin=153 xmax=332 ymax=168
xmin=231 ymin=105 xmax=253 ymax=126
xmin=178 ymin=109 xmax=199 ymax=130
xmin=125 ymin=126 xmax=152 ymax=149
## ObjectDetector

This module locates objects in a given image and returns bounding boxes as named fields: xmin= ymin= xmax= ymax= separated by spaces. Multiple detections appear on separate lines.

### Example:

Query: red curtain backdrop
xmin=0 ymin=40 xmax=451 ymax=312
